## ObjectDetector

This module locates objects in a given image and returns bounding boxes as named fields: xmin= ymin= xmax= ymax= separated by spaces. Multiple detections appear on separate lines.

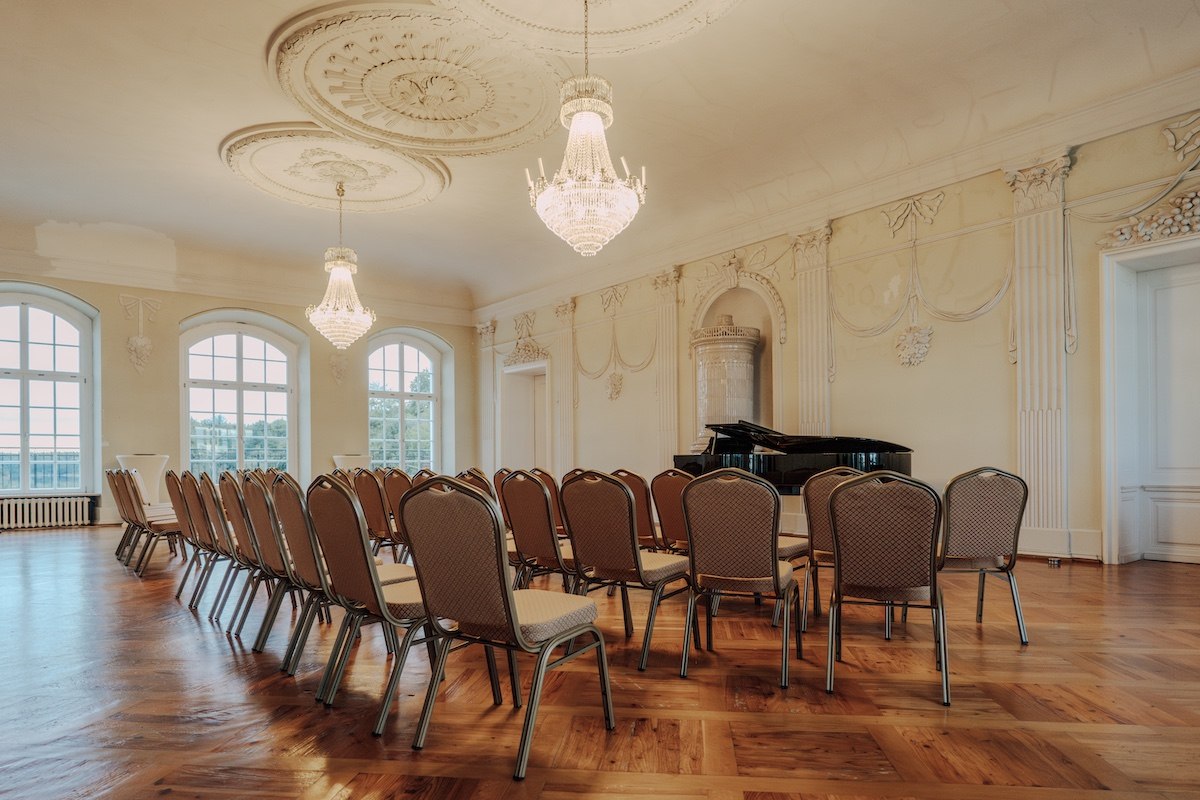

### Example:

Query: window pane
xmin=0 ymin=306 xmax=18 ymax=341
xmin=28 ymin=308 xmax=54 ymax=343
xmin=243 ymin=359 xmax=264 ymax=383
xmin=28 ymin=343 xmax=53 ymax=370
xmin=213 ymin=389 xmax=237 ymax=415
xmin=213 ymin=356 xmax=237 ymax=381
xmin=243 ymin=336 xmax=265 ymax=360
xmin=264 ymin=361 xmax=287 ymax=385
xmin=57 ymin=381 xmax=80 ymax=409
xmin=189 ymin=353 xmax=213 ymax=381
xmin=213 ymin=334 xmax=237 ymax=357
xmin=190 ymin=338 xmax=213 ymax=357
xmin=29 ymin=408 xmax=53 ymax=434
xmin=55 ymin=316 xmax=80 ymax=346
xmin=0 ymin=378 xmax=19 ymax=407
xmin=56 ymin=345 xmax=80 ymax=373
xmin=0 ymin=341 xmax=18 ymax=370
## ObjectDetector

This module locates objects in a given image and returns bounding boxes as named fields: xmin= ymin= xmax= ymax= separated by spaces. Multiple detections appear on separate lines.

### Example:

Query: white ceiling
xmin=4 ymin=0 xmax=1200 ymax=313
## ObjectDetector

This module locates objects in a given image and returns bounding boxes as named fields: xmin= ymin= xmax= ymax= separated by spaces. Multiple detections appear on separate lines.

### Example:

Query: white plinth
xmin=115 ymin=454 xmax=170 ymax=504
xmin=333 ymin=454 xmax=372 ymax=471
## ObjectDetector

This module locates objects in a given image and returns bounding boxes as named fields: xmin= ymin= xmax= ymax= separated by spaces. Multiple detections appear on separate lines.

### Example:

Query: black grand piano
xmin=673 ymin=421 xmax=911 ymax=495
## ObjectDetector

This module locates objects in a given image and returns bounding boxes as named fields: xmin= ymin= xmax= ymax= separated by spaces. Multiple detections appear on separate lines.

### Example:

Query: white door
xmin=1137 ymin=261 xmax=1200 ymax=562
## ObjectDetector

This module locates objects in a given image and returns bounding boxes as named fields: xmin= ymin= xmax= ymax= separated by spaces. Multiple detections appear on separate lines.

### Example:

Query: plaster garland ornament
xmin=606 ymin=370 xmax=624 ymax=400
xmin=689 ymin=246 xmax=789 ymax=346
xmin=269 ymin=4 xmax=565 ymax=157
xmin=476 ymin=319 xmax=496 ymax=347
xmin=1004 ymin=157 xmax=1070 ymax=213
xmin=504 ymin=311 xmax=549 ymax=365
xmin=883 ymin=193 xmax=944 ymax=237
xmin=599 ymin=284 xmax=627 ymax=316
xmin=432 ymin=0 xmax=742 ymax=56
xmin=895 ymin=323 xmax=933 ymax=367
xmin=219 ymin=123 xmax=449 ymax=211
xmin=1164 ymin=112 xmax=1200 ymax=161
xmin=573 ymin=286 xmax=657 ymax=403
xmin=118 ymin=294 xmax=161 ymax=373
xmin=329 ymin=352 xmax=349 ymax=385
xmin=1098 ymin=188 xmax=1200 ymax=249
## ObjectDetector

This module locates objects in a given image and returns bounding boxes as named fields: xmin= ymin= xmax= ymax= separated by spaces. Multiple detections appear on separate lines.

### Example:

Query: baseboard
xmin=1019 ymin=527 xmax=1102 ymax=561
xmin=95 ymin=506 xmax=121 ymax=526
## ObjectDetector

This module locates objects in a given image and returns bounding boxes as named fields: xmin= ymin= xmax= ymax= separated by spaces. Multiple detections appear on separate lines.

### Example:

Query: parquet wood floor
xmin=2 ymin=526 xmax=1199 ymax=799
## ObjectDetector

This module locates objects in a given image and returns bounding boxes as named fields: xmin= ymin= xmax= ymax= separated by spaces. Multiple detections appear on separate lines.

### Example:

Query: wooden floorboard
xmin=2 ymin=526 xmax=1199 ymax=799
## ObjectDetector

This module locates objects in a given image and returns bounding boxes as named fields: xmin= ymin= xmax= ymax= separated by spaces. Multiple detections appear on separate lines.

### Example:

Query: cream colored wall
xmin=0 ymin=236 xmax=478 ymax=518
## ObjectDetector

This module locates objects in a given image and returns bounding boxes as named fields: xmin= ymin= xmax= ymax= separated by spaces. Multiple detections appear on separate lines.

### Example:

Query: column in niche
xmin=553 ymin=299 xmax=577 ymax=474
xmin=690 ymin=315 xmax=761 ymax=452
xmin=1006 ymin=154 xmax=1072 ymax=536
xmin=654 ymin=268 xmax=681 ymax=464
xmin=795 ymin=226 xmax=832 ymax=435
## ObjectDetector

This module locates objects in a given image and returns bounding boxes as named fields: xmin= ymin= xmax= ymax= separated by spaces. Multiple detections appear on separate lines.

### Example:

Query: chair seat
xmin=696 ymin=559 xmax=795 ymax=595
xmin=942 ymin=555 xmax=1006 ymax=571
xmin=512 ymin=589 xmax=596 ymax=643
xmin=842 ymin=582 xmax=931 ymax=603
xmin=777 ymin=534 xmax=810 ymax=560
xmin=146 ymin=518 xmax=180 ymax=533
xmin=377 ymin=562 xmax=417 ymax=585
xmin=637 ymin=550 xmax=689 ymax=583
xmin=382 ymin=579 xmax=425 ymax=619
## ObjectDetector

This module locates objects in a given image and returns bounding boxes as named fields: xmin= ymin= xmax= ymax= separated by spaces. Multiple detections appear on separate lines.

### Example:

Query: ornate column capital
xmin=1005 ymin=154 xmax=1072 ymax=213
xmin=476 ymin=319 xmax=496 ymax=347
xmin=793 ymin=225 xmax=832 ymax=273
xmin=554 ymin=298 xmax=576 ymax=324
xmin=653 ymin=266 xmax=681 ymax=302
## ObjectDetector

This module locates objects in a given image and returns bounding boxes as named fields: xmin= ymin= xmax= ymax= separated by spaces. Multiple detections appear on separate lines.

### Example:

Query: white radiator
xmin=0 ymin=496 xmax=92 ymax=529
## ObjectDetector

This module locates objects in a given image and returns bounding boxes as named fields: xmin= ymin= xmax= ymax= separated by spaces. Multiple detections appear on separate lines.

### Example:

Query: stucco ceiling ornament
xmin=219 ymin=123 xmax=448 ymax=211
xmin=118 ymin=294 xmax=161 ymax=374
xmin=433 ymin=0 xmax=742 ymax=56
xmin=269 ymin=4 xmax=565 ymax=157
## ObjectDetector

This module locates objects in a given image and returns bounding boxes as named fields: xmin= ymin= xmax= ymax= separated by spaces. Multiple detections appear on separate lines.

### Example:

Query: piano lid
xmin=705 ymin=420 xmax=911 ymax=455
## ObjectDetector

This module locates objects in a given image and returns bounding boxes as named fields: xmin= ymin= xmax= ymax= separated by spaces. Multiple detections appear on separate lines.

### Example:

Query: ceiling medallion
xmin=219 ymin=123 xmax=449 ymax=212
xmin=433 ymin=0 xmax=742 ymax=55
xmin=268 ymin=4 xmax=565 ymax=157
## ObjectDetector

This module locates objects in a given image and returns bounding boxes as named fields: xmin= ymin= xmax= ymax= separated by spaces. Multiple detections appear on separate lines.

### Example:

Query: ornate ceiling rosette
xmin=267 ymin=3 xmax=566 ymax=157
xmin=219 ymin=122 xmax=449 ymax=211
xmin=433 ymin=0 xmax=742 ymax=56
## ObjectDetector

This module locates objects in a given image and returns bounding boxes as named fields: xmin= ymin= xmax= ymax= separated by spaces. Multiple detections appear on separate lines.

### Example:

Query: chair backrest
xmin=560 ymin=471 xmax=639 ymax=574
xmin=218 ymin=471 xmax=264 ymax=569
xmin=651 ymin=468 xmax=692 ymax=550
xmin=351 ymin=468 xmax=392 ymax=538
xmin=164 ymin=469 xmax=199 ymax=544
xmin=180 ymin=471 xmax=218 ymax=551
xmin=330 ymin=468 xmax=353 ymax=485
xmin=493 ymin=468 xmax=512 ymax=500
xmin=306 ymin=475 xmax=385 ymax=615
xmin=198 ymin=472 xmax=240 ymax=561
xmin=941 ymin=467 xmax=1027 ymax=566
xmin=239 ymin=472 xmax=291 ymax=578
xmin=456 ymin=468 xmax=495 ymax=498
xmin=613 ymin=468 xmax=659 ymax=549
xmin=402 ymin=477 xmax=521 ymax=646
xmin=270 ymin=472 xmax=326 ymax=593
xmin=108 ymin=470 xmax=136 ymax=527
xmin=562 ymin=468 xmax=585 ymax=482
xmin=381 ymin=468 xmax=413 ymax=517
xmin=412 ymin=467 xmax=437 ymax=486
xmin=829 ymin=471 xmax=942 ymax=596
xmin=529 ymin=467 xmax=565 ymax=531
xmin=500 ymin=470 xmax=564 ymax=565
xmin=803 ymin=467 xmax=864 ymax=554
xmin=120 ymin=470 xmax=153 ymax=528
xmin=682 ymin=468 xmax=782 ymax=593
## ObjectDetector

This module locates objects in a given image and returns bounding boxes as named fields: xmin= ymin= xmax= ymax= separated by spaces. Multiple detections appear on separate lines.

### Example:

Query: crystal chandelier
xmin=526 ymin=0 xmax=646 ymax=257
xmin=306 ymin=181 xmax=376 ymax=349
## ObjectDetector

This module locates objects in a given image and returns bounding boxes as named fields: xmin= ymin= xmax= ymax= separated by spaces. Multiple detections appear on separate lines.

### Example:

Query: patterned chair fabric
xmin=501 ymin=470 xmax=571 ymax=571
xmin=651 ymin=468 xmax=692 ymax=552
xmin=826 ymin=470 xmax=949 ymax=704
xmin=560 ymin=472 xmax=641 ymax=578
xmin=381 ymin=468 xmax=413 ymax=520
xmin=940 ymin=466 xmax=1030 ymax=645
xmin=411 ymin=468 xmax=437 ymax=486
xmin=399 ymin=476 xmax=614 ymax=778
xmin=456 ymin=468 xmax=496 ymax=499
xmin=529 ymin=467 xmax=565 ymax=532
xmin=613 ymin=468 xmax=661 ymax=550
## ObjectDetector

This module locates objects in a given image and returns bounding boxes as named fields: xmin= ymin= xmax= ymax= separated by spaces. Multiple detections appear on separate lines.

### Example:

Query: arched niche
xmin=700 ymin=287 xmax=776 ymax=428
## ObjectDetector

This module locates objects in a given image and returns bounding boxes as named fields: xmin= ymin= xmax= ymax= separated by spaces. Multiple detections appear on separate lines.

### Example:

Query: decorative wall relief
xmin=689 ymin=246 xmax=788 ymax=346
xmin=1005 ymin=159 xmax=1069 ymax=213
xmin=1099 ymin=188 xmax=1200 ymax=249
xmin=329 ymin=352 xmax=348 ymax=385
xmin=573 ymin=283 xmax=656 ymax=402
xmin=883 ymin=192 xmax=944 ymax=236
xmin=503 ymin=311 xmax=549 ymax=365
xmin=895 ymin=324 xmax=933 ymax=367
xmin=1164 ymin=112 xmax=1200 ymax=160
xmin=476 ymin=319 xmax=496 ymax=347
xmin=118 ymin=294 xmax=161 ymax=373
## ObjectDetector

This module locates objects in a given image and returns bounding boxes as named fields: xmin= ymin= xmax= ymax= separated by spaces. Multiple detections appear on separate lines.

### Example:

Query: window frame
xmin=367 ymin=331 xmax=448 ymax=474
xmin=0 ymin=291 xmax=97 ymax=496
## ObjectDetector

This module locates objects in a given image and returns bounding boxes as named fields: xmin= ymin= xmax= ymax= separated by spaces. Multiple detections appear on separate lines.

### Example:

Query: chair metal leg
xmin=282 ymin=592 xmax=317 ymax=671
xmin=220 ymin=568 xmax=252 ymax=630
xmin=1008 ymin=572 xmax=1029 ymax=645
xmin=372 ymin=622 xmax=426 ymax=735
xmin=209 ymin=562 xmax=236 ymax=621
xmin=115 ymin=523 xmax=135 ymax=559
xmin=800 ymin=565 xmax=811 ymax=632
xmin=779 ymin=585 xmax=791 ymax=688
xmin=512 ymin=638 xmax=558 ymax=780
xmin=324 ymin=614 xmax=363 ymax=707
xmin=174 ymin=548 xmax=202 ymax=599
xmin=679 ymin=591 xmax=698 ymax=678
xmin=484 ymin=646 xmax=503 ymax=705
xmin=593 ymin=630 xmax=616 ymax=731
xmin=316 ymin=611 xmax=354 ymax=703
xmin=637 ymin=582 xmax=668 ymax=671
xmin=252 ymin=578 xmax=288 ymax=652
xmin=413 ymin=638 xmax=454 ymax=750
xmin=794 ymin=584 xmax=803 ymax=659
xmin=619 ymin=585 xmax=633 ymax=638
xmin=885 ymin=602 xmax=893 ymax=640
xmin=135 ymin=535 xmax=161 ymax=576
xmin=232 ymin=573 xmax=264 ymax=636
xmin=937 ymin=588 xmax=951 ymax=706
xmin=825 ymin=602 xmax=838 ymax=693
xmin=810 ymin=559 xmax=822 ymax=619
xmin=507 ymin=649 xmax=522 ymax=709
xmin=976 ymin=570 xmax=987 ymax=623
xmin=705 ymin=594 xmax=715 ymax=651
xmin=189 ymin=553 xmax=217 ymax=609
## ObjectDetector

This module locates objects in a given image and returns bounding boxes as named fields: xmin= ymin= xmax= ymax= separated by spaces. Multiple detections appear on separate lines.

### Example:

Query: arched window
xmin=181 ymin=318 xmax=303 ymax=477
xmin=368 ymin=335 xmax=442 ymax=473
xmin=0 ymin=290 xmax=97 ymax=494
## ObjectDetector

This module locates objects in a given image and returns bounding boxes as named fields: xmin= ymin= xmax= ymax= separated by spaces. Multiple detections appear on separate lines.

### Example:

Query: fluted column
xmin=476 ymin=320 xmax=497 ymax=472
xmin=552 ymin=299 xmax=577 ymax=474
xmin=654 ymin=268 xmax=681 ymax=465
xmin=1006 ymin=155 xmax=1072 ymax=533
xmin=794 ymin=226 xmax=832 ymax=435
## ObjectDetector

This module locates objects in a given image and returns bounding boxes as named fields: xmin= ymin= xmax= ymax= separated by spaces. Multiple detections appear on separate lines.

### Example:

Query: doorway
xmin=498 ymin=360 xmax=549 ymax=471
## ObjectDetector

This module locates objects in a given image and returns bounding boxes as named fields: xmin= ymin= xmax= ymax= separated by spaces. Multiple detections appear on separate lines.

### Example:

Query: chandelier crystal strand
xmin=526 ymin=0 xmax=646 ymax=256
xmin=306 ymin=181 xmax=376 ymax=349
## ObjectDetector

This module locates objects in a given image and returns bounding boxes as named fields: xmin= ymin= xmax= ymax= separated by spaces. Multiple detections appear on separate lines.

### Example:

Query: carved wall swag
xmin=883 ymin=192 xmax=944 ymax=236
xmin=573 ymin=285 xmax=656 ymax=403
xmin=118 ymin=294 xmax=161 ymax=373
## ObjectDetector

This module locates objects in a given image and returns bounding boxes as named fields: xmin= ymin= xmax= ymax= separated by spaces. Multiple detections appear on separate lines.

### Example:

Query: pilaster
xmin=794 ymin=226 xmax=832 ymax=435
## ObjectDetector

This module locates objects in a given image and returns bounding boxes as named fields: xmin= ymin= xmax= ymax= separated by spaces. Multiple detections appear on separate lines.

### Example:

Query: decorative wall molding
xmin=655 ymin=267 xmax=681 ymax=460
xmin=652 ymin=266 xmax=681 ymax=297
xmin=503 ymin=311 xmax=548 ymax=365
xmin=895 ymin=323 xmax=933 ymax=367
xmin=476 ymin=319 xmax=496 ymax=347
xmin=1164 ymin=112 xmax=1200 ymax=160
xmin=793 ymin=225 xmax=831 ymax=275
xmin=1009 ymin=153 xmax=1072 ymax=533
xmin=269 ymin=4 xmax=564 ymax=157
xmin=1099 ymin=188 xmax=1200 ymax=250
xmin=882 ymin=192 xmax=944 ymax=236
xmin=433 ymin=0 xmax=743 ymax=56
xmin=574 ymin=287 xmax=657 ymax=402
xmin=606 ymin=371 xmax=624 ymax=401
xmin=1005 ymin=156 xmax=1071 ymax=214
xmin=554 ymin=298 xmax=576 ymax=324
xmin=599 ymin=284 xmax=628 ymax=317
xmin=219 ymin=122 xmax=449 ymax=211
xmin=794 ymin=225 xmax=832 ymax=433
xmin=118 ymin=294 xmax=161 ymax=373
xmin=690 ymin=247 xmax=788 ymax=345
